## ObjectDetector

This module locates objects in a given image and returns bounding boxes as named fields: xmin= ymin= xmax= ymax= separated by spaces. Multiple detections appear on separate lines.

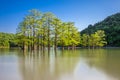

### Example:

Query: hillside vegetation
xmin=81 ymin=13 xmax=120 ymax=47
xmin=0 ymin=32 xmax=16 ymax=48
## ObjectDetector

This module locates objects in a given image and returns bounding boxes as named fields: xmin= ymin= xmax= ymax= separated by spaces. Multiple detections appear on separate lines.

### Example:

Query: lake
xmin=0 ymin=48 xmax=120 ymax=80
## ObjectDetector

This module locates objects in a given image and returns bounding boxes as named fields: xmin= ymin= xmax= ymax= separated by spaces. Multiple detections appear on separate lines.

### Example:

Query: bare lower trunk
xmin=43 ymin=43 xmax=45 ymax=51
xmin=93 ymin=45 xmax=95 ymax=49
xmin=48 ymin=21 xmax=50 ymax=52
xmin=23 ymin=43 xmax=28 ymax=51
xmin=75 ymin=46 xmax=76 ymax=49
xmin=54 ymin=30 xmax=57 ymax=50
xmin=34 ymin=44 xmax=37 ymax=50
xmin=72 ymin=44 xmax=75 ymax=50
xmin=54 ymin=40 xmax=57 ymax=51
xmin=62 ymin=41 xmax=64 ymax=50
xmin=62 ymin=46 xmax=64 ymax=50
xmin=68 ymin=46 xmax=69 ymax=50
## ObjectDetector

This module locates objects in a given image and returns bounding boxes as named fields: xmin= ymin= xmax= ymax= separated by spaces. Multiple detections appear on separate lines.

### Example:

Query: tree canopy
xmin=16 ymin=9 xmax=80 ymax=50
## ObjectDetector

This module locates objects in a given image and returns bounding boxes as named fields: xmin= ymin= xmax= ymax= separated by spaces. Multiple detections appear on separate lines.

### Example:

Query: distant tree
xmin=16 ymin=9 xmax=42 ymax=50
xmin=81 ymin=34 xmax=89 ymax=47
xmin=0 ymin=32 xmax=16 ymax=48
xmin=89 ymin=30 xmax=107 ymax=48
xmin=58 ymin=22 xmax=80 ymax=50
xmin=70 ymin=26 xmax=80 ymax=50
xmin=95 ymin=30 xmax=107 ymax=47
xmin=59 ymin=22 xmax=67 ymax=50
xmin=0 ymin=34 xmax=9 ymax=48
xmin=42 ymin=12 xmax=56 ymax=51
xmin=52 ymin=18 xmax=62 ymax=50
xmin=16 ymin=21 xmax=29 ymax=50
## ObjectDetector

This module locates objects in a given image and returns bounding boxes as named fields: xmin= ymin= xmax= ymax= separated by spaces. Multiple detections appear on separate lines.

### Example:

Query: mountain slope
xmin=81 ymin=13 xmax=120 ymax=46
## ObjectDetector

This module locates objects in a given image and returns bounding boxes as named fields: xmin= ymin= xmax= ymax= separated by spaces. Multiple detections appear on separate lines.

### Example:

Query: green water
xmin=0 ymin=48 xmax=120 ymax=80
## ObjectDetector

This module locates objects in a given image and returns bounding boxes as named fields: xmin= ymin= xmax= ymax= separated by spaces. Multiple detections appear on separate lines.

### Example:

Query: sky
xmin=0 ymin=0 xmax=120 ymax=33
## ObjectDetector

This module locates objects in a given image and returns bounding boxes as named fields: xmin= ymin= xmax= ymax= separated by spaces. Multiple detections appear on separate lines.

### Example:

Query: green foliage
xmin=58 ymin=22 xmax=80 ymax=47
xmin=81 ymin=34 xmax=89 ymax=47
xmin=81 ymin=13 xmax=120 ymax=46
xmin=0 ymin=32 xmax=16 ymax=48
xmin=16 ymin=9 xmax=80 ymax=50
xmin=89 ymin=30 xmax=107 ymax=47
xmin=81 ymin=30 xmax=107 ymax=48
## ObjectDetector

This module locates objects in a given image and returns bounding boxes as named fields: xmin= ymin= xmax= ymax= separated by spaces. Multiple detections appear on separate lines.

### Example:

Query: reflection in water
xmin=83 ymin=49 xmax=120 ymax=80
xmin=0 ymin=49 xmax=120 ymax=80
xmin=19 ymin=49 xmax=80 ymax=80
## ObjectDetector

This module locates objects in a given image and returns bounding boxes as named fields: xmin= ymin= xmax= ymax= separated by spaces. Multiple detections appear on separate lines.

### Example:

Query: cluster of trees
xmin=81 ymin=13 xmax=120 ymax=47
xmin=16 ymin=9 xmax=80 ymax=51
xmin=0 ymin=30 xmax=107 ymax=50
xmin=0 ymin=9 xmax=108 ymax=50
xmin=0 ymin=32 xmax=16 ymax=48
xmin=81 ymin=30 xmax=107 ymax=48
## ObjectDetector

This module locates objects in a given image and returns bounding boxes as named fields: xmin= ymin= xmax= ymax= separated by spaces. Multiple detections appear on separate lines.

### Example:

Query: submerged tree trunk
xmin=34 ymin=44 xmax=37 ymax=50
xmin=48 ymin=22 xmax=50 ymax=52
xmin=48 ymin=32 xmax=50 ymax=51
xmin=72 ymin=44 xmax=75 ymax=50
xmin=54 ymin=33 xmax=57 ymax=50
xmin=42 ymin=32 xmax=45 ymax=51
xmin=62 ymin=40 xmax=64 ymax=50
xmin=62 ymin=46 xmax=64 ymax=51
xmin=93 ymin=45 xmax=95 ymax=49
xmin=67 ymin=46 xmax=69 ymax=50
xmin=23 ymin=42 xmax=28 ymax=51
xmin=33 ymin=27 xmax=38 ymax=50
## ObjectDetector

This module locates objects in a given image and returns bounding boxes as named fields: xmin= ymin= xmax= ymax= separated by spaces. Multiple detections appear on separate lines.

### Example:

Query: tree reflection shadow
xmin=18 ymin=49 xmax=80 ymax=80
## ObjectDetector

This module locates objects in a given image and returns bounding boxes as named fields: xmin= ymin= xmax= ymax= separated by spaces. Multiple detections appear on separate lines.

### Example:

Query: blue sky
xmin=0 ymin=0 xmax=120 ymax=33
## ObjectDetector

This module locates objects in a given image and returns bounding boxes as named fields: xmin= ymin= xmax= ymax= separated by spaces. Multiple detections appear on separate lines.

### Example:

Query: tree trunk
xmin=62 ymin=46 xmax=64 ymax=50
xmin=93 ymin=45 xmax=95 ymax=49
xmin=54 ymin=33 xmax=57 ymax=50
xmin=23 ymin=43 xmax=28 ymax=51
xmin=72 ymin=44 xmax=75 ymax=50
xmin=62 ymin=40 xmax=64 ymax=50
xmin=34 ymin=44 xmax=37 ymax=50
xmin=68 ymin=46 xmax=69 ymax=50
xmin=42 ymin=34 xmax=45 ymax=51
xmin=47 ymin=19 xmax=50 ymax=52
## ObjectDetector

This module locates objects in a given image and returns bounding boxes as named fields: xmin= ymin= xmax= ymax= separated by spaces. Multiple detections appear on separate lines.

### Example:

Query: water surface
xmin=0 ymin=48 xmax=120 ymax=80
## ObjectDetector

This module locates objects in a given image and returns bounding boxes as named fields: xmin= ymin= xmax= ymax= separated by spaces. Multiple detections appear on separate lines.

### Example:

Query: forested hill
xmin=81 ymin=13 xmax=120 ymax=47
